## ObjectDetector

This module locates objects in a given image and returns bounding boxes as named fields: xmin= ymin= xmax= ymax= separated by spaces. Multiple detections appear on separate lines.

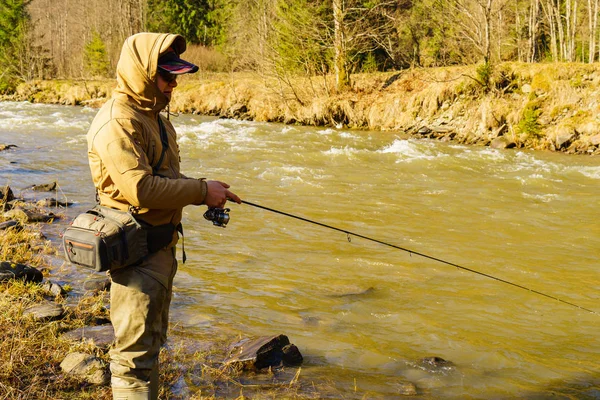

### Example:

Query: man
xmin=86 ymin=32 xmax=240 ymax=399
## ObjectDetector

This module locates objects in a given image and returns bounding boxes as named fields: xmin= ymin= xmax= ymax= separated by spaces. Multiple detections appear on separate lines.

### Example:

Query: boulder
xmin=224 ymin=334 xmax=303 ymax=370
xmin=0 ymin=261 xmax=43 ymax=283
xmin=60 ymin=352 xmax=109 ymax=385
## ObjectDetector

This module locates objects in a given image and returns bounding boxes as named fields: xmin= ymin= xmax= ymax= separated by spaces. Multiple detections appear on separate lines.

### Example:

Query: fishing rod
xmin=206 ymin=199 xmax=598 ymax=316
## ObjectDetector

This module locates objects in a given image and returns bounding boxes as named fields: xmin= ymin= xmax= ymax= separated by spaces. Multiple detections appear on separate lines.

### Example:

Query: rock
xmin=490 ymin=137 xmax=516 ymax=149
xmin=0 ymin=185 xmax=14 ymax=203
xmin=224 ymin=334 xmax=303 ymax=370
xmin=413 ymin=356 xmax=456 ymax=375
xmin=521 ymin=84 xmax=532 ymax=93
xmin=0 ymin=220 xmax=22 ymax=231
xmin=62 ymin=325 xmax=115 ymax=350
xmin=590 ymin=133 xmax=600 ymax=146
xmin=0 ymin=144 xmax=18 ymax=151
xmin=554 ymin=127 xmax=577 ymax=149
xmin=417 ymin=126 xmax=432 ymax=135
xmin=36 ymin=198 xmax=73 ymax=208
xmin=60 ymin=352 xmax=109 ymax=385
xmin=30 ymin=182 xmax=57 ymax=192
xmin=83 ymin=277 xmax=111 ymax=292
xmin=42 ymin=280 xmax=67 ymax=297
xmin=0 ymin=261 xmax=43 ymax=283
xmin=3 ymin=208 xmax=57 ymax=223
xmin=23 ymin=301 xmax=65 ymax=321
xmin=397 ymin=381 xmax=418 ymax=395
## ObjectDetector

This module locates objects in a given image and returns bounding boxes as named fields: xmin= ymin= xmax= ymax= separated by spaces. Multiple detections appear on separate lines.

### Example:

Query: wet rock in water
xmin=224 ymin=334 xmax=303 ymax=370
xmin=23 ymin=301 xmax=65 ymax=321
xmin=414 ymin=357 xmax=456 ymax=375
xmin=396 ymin=381 xmax=418 ymax=395
xmin=0 ymin=261 xmax=43 ymax=283
xmin=36 ymin=197 xmax=73 ymax=208
xmin=42 ymin=280 xmax=67 ymax=297
xmin=0 ymin=144 xmax=18 ymax=151
xmin=30 ymin=181 xmax=57 ymax=192
xmin=83 ymin=277 xmax=111 ymax=292
xmin=60 ymin=352 xmax=109 ymax=385
xmin=3 ymin=208 xmax=57 ymax=223
xmin=0 ymin=185 xmax=15 ymax=202
xmin=327 ymin=286 xmax=375 ymax=298
xmin=0 ymin=220 xmax=22 ymax=231
xmin=62 ymin=325 xmax=115 ymax=350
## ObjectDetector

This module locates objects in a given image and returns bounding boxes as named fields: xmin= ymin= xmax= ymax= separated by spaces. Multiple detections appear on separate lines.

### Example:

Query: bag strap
xmin=154 ymin=115 xmax=169 ymax=175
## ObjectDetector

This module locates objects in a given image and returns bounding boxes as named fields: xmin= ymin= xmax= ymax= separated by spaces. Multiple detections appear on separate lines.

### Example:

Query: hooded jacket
xmin=87 ymin=33 xmax=206 ymax=242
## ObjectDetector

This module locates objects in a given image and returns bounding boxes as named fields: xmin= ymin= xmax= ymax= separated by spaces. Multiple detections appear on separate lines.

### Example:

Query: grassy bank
xmin=0 ymin=200 xmax=323 ymax=399
xmin=3 ymin=62 xmax=600 ymax=155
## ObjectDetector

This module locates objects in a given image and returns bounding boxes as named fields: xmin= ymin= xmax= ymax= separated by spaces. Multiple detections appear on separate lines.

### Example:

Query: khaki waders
xmin=109 ymin=247 xmax=177 ymax=400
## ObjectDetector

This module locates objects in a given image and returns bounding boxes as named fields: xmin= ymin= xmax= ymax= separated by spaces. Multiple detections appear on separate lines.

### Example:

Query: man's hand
xmin=204 ymin=180 xmax=241 ymax=208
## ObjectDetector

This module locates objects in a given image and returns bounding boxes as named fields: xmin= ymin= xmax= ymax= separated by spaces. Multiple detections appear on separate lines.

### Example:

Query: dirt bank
xmin=4 ymin=63 xmax=600 ymax=155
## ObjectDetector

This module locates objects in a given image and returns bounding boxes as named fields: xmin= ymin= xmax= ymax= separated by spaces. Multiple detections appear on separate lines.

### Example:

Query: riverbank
xmin=3 ymin=62 xmax=600 ymax=155
xmin=0 ymin=189 xmax=321 ymax=399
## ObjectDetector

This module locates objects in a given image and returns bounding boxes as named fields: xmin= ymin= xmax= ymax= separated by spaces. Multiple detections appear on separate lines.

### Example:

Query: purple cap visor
xmin=157 ymin=51 xmax=199 ymax=75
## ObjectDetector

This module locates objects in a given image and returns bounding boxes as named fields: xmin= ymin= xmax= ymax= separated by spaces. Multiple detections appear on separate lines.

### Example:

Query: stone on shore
xmin=23 ymin=301 xmax=65 ymax=321
xmin=60 ymin=352 xmax=110 ymax=385
xmin=62 ymin=325 xmax=115 ymax=350
xmin=224 ymin=334 xmax=303 ymax=370
xmin=0 ymin=261 xmax=43 ymax=283
xmin=0 ymin=185 xmax=15 ymax=202
xmin=0 ymin=220 xmax=22 ymax=231
xmin=83 ymin=277 xmax=111 ymax=292
xmin=3 ymin=208 xmax=57 ymax=223
xmin=42 ymin=280 xmax=67 ymax=297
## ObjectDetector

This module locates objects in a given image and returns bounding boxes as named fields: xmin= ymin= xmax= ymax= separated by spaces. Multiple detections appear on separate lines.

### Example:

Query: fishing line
xmin=239 ymin=199 xmax=598 ymax=316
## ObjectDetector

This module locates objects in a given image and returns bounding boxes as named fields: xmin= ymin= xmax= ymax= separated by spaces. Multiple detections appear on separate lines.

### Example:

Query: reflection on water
xmin=1 ymin=101 xmax=600 ymax=398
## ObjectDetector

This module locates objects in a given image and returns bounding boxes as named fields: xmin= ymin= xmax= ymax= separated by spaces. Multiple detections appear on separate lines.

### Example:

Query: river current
xmin=1 ymin=101 xmax=599 ymax=399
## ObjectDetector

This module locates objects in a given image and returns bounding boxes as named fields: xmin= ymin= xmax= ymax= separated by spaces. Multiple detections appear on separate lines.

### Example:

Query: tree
xmin=83 ymin=30 xmax=110 ymax=77
xmin=0 ymin=0 xmax=51 ymax=90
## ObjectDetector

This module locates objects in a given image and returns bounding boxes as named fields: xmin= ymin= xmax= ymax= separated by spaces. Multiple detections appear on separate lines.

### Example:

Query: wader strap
xmin=176 ymin=223 xmax=186 ymax=264
xmin=154 ymin=116 xmax=169 ymax=175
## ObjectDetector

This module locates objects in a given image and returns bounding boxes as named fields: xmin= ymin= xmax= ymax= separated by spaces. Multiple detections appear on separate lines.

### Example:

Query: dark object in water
xmin=224 ymin=334 xmax=303 ymax=370
xmin=413 ymin=356 xmax=456 ymax=375
xmin=0 ymin=144 xmax=18 ymax=151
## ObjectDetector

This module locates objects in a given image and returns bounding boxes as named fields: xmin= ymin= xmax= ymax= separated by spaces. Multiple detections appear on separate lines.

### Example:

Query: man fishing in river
xmin=86 ymin=32 xmax=241 ymax=399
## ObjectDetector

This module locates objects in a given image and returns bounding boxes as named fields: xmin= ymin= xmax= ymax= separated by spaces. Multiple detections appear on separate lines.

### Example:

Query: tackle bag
xmin=62 ymin=206 xmax=148 ymax=272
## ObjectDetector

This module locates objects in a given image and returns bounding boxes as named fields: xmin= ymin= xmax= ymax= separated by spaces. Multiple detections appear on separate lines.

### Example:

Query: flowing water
xmin=1 ymin=101 xmax=600 ymax=399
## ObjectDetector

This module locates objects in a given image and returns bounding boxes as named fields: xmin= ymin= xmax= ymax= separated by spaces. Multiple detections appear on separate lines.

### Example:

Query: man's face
xmin=156 ymin=71 xmax=178 ymax=100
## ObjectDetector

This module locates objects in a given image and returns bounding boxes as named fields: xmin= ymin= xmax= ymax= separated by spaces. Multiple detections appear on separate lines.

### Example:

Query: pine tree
xmin=83 ymin=31 xmax=110 ymax=77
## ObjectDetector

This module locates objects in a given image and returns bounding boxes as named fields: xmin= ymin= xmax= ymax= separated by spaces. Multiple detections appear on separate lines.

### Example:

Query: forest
xmin=1 ymin=0 xmax=600 ymax=94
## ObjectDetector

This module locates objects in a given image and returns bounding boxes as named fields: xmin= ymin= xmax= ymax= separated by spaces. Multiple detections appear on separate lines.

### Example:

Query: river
xmin=1 ymin=100 xmax=599 ymax=399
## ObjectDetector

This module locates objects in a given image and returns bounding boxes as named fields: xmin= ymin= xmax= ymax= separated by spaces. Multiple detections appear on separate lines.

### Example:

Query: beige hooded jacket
xmin=87 ymin=33 xmax=206 ymax=238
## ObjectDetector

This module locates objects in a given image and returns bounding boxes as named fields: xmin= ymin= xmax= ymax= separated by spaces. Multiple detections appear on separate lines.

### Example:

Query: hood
xmin=114 ymin=32 xmax=187 ymax=112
